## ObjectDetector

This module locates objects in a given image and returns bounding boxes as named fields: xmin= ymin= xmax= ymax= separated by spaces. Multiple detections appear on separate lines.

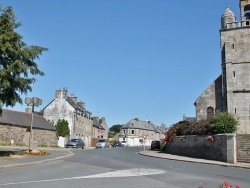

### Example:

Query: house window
xmin=207 ymin=107 xmax=214 ymax=119
xmin=131 ymin=130 xmax=135 ymax=135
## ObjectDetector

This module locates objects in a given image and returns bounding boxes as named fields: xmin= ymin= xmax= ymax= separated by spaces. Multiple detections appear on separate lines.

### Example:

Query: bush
xmin=38 ymin=143 xmax=47 ymax=147
xmin=209 ymin=112 xmax=238 ymax=134
xmin=56 ymin=119 xmax=70 ymax=137
xmin=16 ymin=142 xmax=25 ymax=146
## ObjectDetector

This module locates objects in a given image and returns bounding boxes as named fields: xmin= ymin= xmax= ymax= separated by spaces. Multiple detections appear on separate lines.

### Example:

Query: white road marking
xmin=0 ymin=168 xmax=165 ymax=186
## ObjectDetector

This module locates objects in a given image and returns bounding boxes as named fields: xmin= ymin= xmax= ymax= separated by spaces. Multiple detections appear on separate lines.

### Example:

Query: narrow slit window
xmin=235 ymin=108 xmax=237 ymax=114
xmin=233 ymin=71 xmax=235 ymax=77
xmin=232 ymin=44 xmax=235 ymax=49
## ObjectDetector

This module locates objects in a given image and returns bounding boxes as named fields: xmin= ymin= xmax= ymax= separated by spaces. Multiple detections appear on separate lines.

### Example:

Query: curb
xmin=138 ymin=151 xmax=250 ymax=169
xmin=0 ymin=150 xmax=74 ymax=170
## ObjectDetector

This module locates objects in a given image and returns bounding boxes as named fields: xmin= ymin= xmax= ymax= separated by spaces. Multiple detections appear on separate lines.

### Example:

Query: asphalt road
xmin=0 ymin=146 xmax=249 ymax=188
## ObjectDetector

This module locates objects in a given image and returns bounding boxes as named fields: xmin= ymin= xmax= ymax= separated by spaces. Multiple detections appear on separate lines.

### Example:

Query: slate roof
xmin=122 ymin=119 xmax=158 ymax=132
xmin=92 ymin=117 xmax=104 ymax=129
xmin=0 ymin=109 xmax=56 ymax=131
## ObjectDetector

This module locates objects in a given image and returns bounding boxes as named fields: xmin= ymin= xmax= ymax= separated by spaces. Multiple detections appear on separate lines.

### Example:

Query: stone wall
xmin=195 ymin=75 xmax=223 ymax=121
xmin=0 ymin=124 xmax=26 ymax=143
xmin=165 ymin=134 xmax=236 ymax=163
xmin=0 ymin=124 xmax=57 ymax=146
xmin=237 ymin=134 xmax=250 ymax=163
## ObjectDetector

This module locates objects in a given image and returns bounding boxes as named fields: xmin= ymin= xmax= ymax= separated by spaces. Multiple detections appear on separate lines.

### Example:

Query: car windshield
xmin=121 ymin=141 xmax=126 ymax=143
xmin=70 ymin=139 xmax=79 ymax=142
xmin=98 ymin=140 xmax=106 ymax=142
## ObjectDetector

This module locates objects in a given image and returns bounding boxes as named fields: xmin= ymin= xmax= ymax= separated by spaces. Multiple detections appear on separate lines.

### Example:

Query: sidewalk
xmin=138 ymin=150 xmax=250 ymax=169
xmin=0 ymin=146 xmax=75 ymax=169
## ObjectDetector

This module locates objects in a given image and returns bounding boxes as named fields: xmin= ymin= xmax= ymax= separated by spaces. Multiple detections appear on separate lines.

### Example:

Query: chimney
xmin=25 ymin=108 xmax=32 ymax=113
xmin=69 ymin=93 xmax=77 ymax=104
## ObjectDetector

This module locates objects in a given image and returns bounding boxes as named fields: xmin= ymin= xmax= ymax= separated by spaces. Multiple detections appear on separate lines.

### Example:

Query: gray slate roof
xmin=0 ymin=109 xmax=56 ymax=131
xmin=122 ymin=119 xmax=158 ymax=132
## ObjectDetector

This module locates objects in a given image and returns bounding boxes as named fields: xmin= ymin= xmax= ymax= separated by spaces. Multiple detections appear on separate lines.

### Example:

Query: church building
xmin=195 ymin=0 xmax=250 ymax=134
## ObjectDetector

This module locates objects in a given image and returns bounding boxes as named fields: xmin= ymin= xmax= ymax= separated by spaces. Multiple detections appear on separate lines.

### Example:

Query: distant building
xmin=119 ymin=118 xmax=166 ymax=146
xmin=182 ymin=114 xmax=196 ymax=122
xmin=195 ymin=0 xmax=250 ymax=134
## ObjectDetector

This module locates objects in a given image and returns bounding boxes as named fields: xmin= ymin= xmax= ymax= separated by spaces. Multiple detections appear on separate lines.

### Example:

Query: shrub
xmin=38 ymin=143 xmax=47 ymax=147
xmin=56 ymin=119 xmax=70 ymax=137
xmin=15 ymin=142 xmax=25 ymax=146
xmin=209 ymin=112 xmax=238 ymax=134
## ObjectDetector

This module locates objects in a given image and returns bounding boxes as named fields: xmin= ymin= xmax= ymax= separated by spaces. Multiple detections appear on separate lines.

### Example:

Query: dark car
xmin=111 ymin=141 xmax=122 ymax=147
xmin=66 ymin=139 xmax=85 ymax=149
xmin=151 ymin=140 xmax=161 ymax=150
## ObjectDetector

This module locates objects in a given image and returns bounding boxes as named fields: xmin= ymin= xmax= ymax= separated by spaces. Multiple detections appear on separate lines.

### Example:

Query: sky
xmin=2 ymin=0 xmax=240 ymax=128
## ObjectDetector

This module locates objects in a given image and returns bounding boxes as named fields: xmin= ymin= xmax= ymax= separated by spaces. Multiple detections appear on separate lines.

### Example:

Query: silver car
xmin=96 ymin=139 xmax=110 ymax=148
xmin=66 ymin=139 xmax=85 ymax=149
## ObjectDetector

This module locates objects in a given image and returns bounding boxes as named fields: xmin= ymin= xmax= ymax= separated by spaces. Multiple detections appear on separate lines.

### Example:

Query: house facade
xmin=0 ymin=109 xmax=57 ymax=146
xmin=195 ymin=0 xmax=250 ymax=134
xmin=118 ymin=118 xmax=166 ymax=146
xmin=43 ymin=88 xmax=108 ymax=147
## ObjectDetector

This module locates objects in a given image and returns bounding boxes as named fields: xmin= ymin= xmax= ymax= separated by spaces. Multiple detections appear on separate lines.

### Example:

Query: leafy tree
xmin=56 ymin=119 xmax=70 ymax=137
xmin=109 ymin=124 xmax=122 ymax=134
xmin=108 ymin=132 xmax=116 ymax=138
xmin=209 ymin=112 xmax=238 ymax=134
xmin=0 ymin=5 xmax=48 ymax=114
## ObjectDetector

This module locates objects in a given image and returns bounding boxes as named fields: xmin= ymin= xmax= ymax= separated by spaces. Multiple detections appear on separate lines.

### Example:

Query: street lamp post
xmin=25 ymin=97 xmax=42 ymax=151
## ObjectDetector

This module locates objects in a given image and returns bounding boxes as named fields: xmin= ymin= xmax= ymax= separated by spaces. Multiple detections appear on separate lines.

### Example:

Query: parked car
xmin=111 ymin=141 xmax=122 ymax=147
xmin=66 ymin=139 xmax=85 ymax=149
xmin=96 ymin=139 xmax=110 ymax=148
xmin=151 ymin=140 xmax=161 ymax=150
xmin=121 ymin=140 xmax=129 ymax=147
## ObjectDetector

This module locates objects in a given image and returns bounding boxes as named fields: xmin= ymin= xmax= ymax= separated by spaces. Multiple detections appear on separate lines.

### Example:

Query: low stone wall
xmin=165 ymin=134 xmax=236 ymax=164
xmin=0 ymin=124 xmax=57 ymax=146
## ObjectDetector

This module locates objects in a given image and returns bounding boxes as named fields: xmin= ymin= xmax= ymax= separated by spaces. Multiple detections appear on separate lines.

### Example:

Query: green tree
xmin=56 ymin=119 xmax=70 ymax=137
xmin=0 ymin=5 xmax=48 ymax=114
xmin=209 ymin=112 xmax=238 ymax=134
xmin=109 ymin=124 xmax=122 ymax=134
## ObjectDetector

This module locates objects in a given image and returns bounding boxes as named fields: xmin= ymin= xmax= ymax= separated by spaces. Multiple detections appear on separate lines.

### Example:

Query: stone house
xmin=195 ymin=1 xmax=250 ymax=134
xmin=118 ymin=118 xmax=166 ymax=146
xmin=91 ymin=117 xmax=105 ymax=138
xmin=0 ymin=108 xmax=57 ymax=146
xmin=43 ymin=88 xmax=108 ymax=147
xmin=99 ymin=117 xmax=108 ymax=139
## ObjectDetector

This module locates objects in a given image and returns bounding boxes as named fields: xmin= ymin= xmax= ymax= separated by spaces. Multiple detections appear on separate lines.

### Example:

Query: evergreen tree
xmin=56 ymin=119 xmax=70 ymax=137
xmin=109 ymin=124 xmax=122 ymax=134
xmin=0 ymin=5 xmax=48 ymax=114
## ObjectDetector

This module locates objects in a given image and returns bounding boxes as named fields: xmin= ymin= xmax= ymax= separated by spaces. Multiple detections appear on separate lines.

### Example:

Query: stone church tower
xmin=195 ymin=0 xmax=250 ymax=134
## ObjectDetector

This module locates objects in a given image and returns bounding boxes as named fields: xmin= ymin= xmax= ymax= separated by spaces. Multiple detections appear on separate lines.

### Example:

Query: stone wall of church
xmin=195 ymin=76 xmax=223 ymax=121
xmin=221 ymin=27 xmax=250 ymax=134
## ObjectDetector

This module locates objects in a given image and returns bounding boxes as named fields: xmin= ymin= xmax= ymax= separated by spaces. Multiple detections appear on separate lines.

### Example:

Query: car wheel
xmin=82 ymin=146 xmax=84 ymax=149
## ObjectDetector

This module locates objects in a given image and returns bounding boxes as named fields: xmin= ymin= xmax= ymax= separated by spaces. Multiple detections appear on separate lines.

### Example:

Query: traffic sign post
xmin=142 ymin=135 xmax=147 ymax=151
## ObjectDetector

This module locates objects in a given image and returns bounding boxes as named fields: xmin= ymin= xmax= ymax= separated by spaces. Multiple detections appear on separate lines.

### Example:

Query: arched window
xmin=207 ymin=107 xmax=214 ymax=119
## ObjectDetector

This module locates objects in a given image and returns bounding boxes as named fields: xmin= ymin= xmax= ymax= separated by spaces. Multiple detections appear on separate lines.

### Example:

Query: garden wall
xmin=165 ymin=134 xmax=236 ymax=164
